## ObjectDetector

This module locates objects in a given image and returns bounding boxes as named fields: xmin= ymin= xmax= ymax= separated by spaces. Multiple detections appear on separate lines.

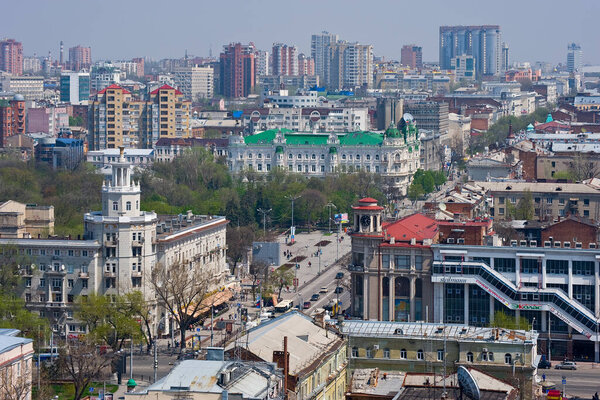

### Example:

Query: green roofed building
xmin=228 ymin=121 xmax=421 ymax=196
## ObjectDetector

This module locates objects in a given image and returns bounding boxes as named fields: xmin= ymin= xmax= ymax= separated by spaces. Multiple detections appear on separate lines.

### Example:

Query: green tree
xmin=0 ymin=293 xmax=49 ymax=344
xmin=226 ymin=226 xmax=255 ymax=275
xmin=506 ymin=190 xmax=534 ymax=220
xmin=422 ymin=172 xmax=435 ymax=193
xmin=268 ymin=267 xmax=295 ymax=300
xmin=489 ymin=311 xmax=531 ymax=330
xmin=408 ymin=183 xmax=425 ymax=202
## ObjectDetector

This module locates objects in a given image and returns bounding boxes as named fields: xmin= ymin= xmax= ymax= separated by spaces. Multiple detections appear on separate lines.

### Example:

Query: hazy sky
xmin=3 ymin=0 xmax=599 ymax=65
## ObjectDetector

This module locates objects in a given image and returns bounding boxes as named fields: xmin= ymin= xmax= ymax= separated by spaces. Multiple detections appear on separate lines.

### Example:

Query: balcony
xmin=132 ymin=240 xmax=143 ymax=247
xmin=104 ymin=271 xmax=116 ymax=278
xmin=46 ymin=302 xmax=67 ymax=308
xmin=104 ymin=239 xmax=117 ymax=247
xmin=348 ymin=264 xmax=364 ymax=272
xmin=46 ymin=268 xmax=67 ymax=276
xmin=132 ymin=270 xmax=142 ymax=278
xmin=78 ymin=272 xmax=89 ymax=279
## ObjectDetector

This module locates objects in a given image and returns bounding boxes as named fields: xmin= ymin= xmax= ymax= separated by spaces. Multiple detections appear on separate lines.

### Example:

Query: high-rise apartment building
xmin=132 ymin=58 xmax=145 ymax=77
xmin=60 ymin=71 xmax=90 ymax=105
xmin=255 ymin=50 xmax=270 ymax=77
xmin=0 ymin=94 xmax=25 ymax=147
xmin=401 ymin=45 xmax=423 ymax=69
xmin=326 ymin=42 xmax=373 ymax=90
xmin=501 ymin=42 xmax=509 ymax=72
xmin=219 ymin=43 xmax=256 ymax=98
xmin=23 ymin=56 xmax=41 ymax=74
xmin=0 ymin=39 xmax=23 ymax=75
xmin=272 ymin=43 xmax=298 ymax=76
xmin=298 ymin=54 xmax=315 ymax=76
xmin=439 ymin=25 xmax=501 ymax=78
xmin=567 ymin=43 xmax=583 ymax=73
xmin=68 ymin=45 xmax=92 ymax=71
xmin=88 ymin=84 xmax=191 ymax=149
xmin=174 ymin=66 xmax=214 ymax=100
xmin=311 ymin=31 xmax=339 ymax=82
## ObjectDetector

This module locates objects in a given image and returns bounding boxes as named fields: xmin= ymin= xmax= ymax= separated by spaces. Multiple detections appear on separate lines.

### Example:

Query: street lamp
xmin=257 ymin=208 xmax=272 ymax=237
xmin=325 ymin=202 xmax=336 ymax=233
xmin=285 ymin=194 xmax=301 ymax=244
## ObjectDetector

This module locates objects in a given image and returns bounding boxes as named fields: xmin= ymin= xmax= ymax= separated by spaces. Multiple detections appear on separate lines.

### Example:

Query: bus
xmin=274 ymin=300 xmax=294 ymax=313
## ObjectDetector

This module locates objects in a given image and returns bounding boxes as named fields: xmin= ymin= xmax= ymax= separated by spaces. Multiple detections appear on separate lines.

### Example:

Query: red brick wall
xmin=518 ymin=150 xmax=537 ymax=181
xmin=438 ymin=224 xmax=486 ymax=245
xmin=541 ymin=219 xmax=598 ymax=248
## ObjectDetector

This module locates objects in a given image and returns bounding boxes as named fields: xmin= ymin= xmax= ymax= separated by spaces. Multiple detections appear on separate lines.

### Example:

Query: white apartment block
xmin=255 ymin=50 xmax=270 ymax=77
xmin=174 ymin=66 xmax=214 ymax=100
xmin=0 ymin=74 xmax=44 ymax=100
xmin=242 ymin=107 xmax=369 ymax=133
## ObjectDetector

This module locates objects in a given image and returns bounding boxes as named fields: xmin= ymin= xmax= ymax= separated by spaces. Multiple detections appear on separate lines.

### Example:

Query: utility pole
xmin=257 ymin=208 xmax=272 ymax=237
xmin=285 ymin=194 xmax=301 ymax=244
xmin=153 ymin=340 xmax=157 ymax=383
xmin=130 ymin=336 xmax=133 ymax=380
xmin=325 ymin=202 xmax=336 ymax=233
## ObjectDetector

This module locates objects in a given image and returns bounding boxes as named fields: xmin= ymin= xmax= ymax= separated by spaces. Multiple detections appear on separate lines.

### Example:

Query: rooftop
xmin=243 ymin=129 xmax=385 ymax=147
xmin=342 ymin=320 xmax=537 ymax=343
xmin=475 ymin=181 xmax=600 ymax=194
xmin=383 ymin=213 xmax=438 ymax=242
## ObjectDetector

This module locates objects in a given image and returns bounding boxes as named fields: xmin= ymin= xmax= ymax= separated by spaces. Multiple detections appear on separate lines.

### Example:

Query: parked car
xmin=303 ymin=301 xmax=311 ymax=309
xmin=334 ymin=287 xmax=344 ymax=294
xmin=538 ymin=359 xmax=552 ymax=369
xmin=310 ymin=293 xmax=320 ymax=301
xmin=319 ymin=287 xmax=329 ymax=293
xmin=555 ymin=361 xmax=577 ymax=370
xmin=335 ymin=272 xmax=344 ymax=279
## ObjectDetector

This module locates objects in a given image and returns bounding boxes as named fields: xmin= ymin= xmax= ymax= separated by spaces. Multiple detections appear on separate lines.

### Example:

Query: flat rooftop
xmin=342 ymin=320 xmax=537 ymax=343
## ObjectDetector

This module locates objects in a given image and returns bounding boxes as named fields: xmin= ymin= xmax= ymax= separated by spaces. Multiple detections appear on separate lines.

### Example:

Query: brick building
xmin=0 ymin=39 xmax=23 ymax=75
xmin=219 ymin=43 xmax=256 ymax=98
xmin=541 ymin=217 xmax=599 ymax=249
xmin=68 ymin=45 xmax=92 ymax=71
xmin=0 ymin=94 xmax=25 ymax=147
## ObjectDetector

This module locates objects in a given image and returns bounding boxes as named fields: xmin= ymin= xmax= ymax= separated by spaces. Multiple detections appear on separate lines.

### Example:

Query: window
xmin=40 ymin=279 xmax=45 ymax=288
xmin=366 ymin=348 xmax=372 ymax=358
xmin=394 ymin=255 xmax=410 ymax=269
xmin=498 ymin=197 xmax=505 ymax=204
xmin=482 ymin=352 xmax=488 ymax=361
xmin=400 ymin=349 xmax=407 ymax=359
xmin=54 ymin=249 xmax=60 ymax=256
xmin=498 ymin=207 xmax=505 ymax=215
xmin=417 ymin=349 xmax=424 ymax=360
xmin=68 ymin=279 xmax=74 ymax=288
xmin=505 ymin=353 xmax=512 ymax=364
xmin=467 ymin=352 xmax=473 ymax=362
xmin=573 ymin=261 xmax=594 ymax=276
xmin=382 ymin=254 xmax=390 ymax=269
xmin=520 ymin=258 xmax=538 ymax=274
xmin=25 ymin=278 xmax=31 ymax=287
xmin=488 ymin=352 xmax=494 ymax=361
xmin=126 ymin=201 xmax=131 ymax=211
xmin=112 ymin=201 xmax=118 ymax=211
xmin=494 ymin=258 xmax=516 ymax=273
xmin=68 ymin=250 xmax=74 ymax=256
xmin=547 ymin=259 xmax=568 ymax=275
xmin=351 ymin=347 xmax=358 ymax=357
xmin=546 ymin=197 xmax=552 ymax=204
xmin=384 ymin=348 xmax=390 ymax=358
xmin=437 ymin=350 xmax=444 ymax=361
xmin=584 ymin=199 xmax=590 ymax=206
xmin=82 ymin=280 xmax=88 ymax=289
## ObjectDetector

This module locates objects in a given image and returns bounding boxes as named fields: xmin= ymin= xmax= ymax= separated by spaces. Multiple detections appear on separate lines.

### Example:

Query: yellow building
xmin=0 ymin=200 xmax=54 ymax=238
xmin=227 ymin=311 xmax=347 ymax=400
xmin=88 ymin=84 xmax=191 ymax=150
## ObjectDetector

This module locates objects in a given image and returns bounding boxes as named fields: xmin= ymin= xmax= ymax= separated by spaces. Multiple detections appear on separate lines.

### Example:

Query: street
xmin=540 ymin=363 xmax=600 ymax=398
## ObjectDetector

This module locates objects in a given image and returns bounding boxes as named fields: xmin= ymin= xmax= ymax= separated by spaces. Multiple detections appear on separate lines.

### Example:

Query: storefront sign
xmin=516 ymin=304 xmax=542 ymax=310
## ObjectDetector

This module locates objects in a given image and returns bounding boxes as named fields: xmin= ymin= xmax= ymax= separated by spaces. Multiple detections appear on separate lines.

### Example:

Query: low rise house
xmin=0 ymin=329 xmax=34 ymax=400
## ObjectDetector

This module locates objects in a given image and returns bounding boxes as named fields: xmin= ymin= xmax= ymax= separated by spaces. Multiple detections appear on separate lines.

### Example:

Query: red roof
xmin=150 ymin=84 xmax=183 ymax=96
xmin=384 ymin=213 xmax=438 ymax=242
xmin=97 ymin=84 xmax=131 ymax=95
xmin=359 ymin=197 xmax=378 ymax=203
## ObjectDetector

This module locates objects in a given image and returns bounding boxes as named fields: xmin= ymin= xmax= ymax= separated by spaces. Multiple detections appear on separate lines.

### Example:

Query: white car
xmin=319 ymin=287 xmax=329 ymax=293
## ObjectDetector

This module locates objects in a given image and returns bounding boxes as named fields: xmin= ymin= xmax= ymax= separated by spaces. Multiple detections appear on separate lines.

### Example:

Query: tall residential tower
xmin=439 ymin=25 xmax=501 ymax=78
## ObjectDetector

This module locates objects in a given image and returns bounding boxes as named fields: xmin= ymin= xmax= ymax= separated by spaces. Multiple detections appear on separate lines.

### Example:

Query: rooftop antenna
xmin=209 ymin=44 xmax=213 ymax=58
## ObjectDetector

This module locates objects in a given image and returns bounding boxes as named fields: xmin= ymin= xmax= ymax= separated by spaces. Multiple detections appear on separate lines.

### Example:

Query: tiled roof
xmin=384 ymin=213 xmax=438 ymax=242
xmin=243 ymin=129 xmax=383 ymax=146
xmin=97 ymin=84 xmax=131 ymax=95
xmin=150 ymin=84 xmax=183 ymax=96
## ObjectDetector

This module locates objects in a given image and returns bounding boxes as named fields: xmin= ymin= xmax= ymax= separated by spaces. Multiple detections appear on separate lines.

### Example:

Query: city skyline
xmin=2 ymin=0 xmax=598 ymax=65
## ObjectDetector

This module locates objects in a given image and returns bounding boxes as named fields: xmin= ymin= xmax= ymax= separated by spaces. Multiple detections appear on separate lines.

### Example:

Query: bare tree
xmin=58 ymin=341 xmax=113 ymax=400
xmin=0 ymin=358 xmax=33 ymax=400
xmin=150 ymin=261 xmax=211 ymax=352
xmin=249 ymin=260 xmax=269 ymax=300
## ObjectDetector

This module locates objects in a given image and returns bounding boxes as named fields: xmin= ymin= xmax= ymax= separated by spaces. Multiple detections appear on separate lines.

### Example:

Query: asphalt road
xmin=540 ymin=364 xmax=600 ymax=398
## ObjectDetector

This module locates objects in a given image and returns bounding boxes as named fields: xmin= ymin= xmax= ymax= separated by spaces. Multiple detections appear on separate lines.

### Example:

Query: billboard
xmin=334 ymin=213 xmax=349 ymax=224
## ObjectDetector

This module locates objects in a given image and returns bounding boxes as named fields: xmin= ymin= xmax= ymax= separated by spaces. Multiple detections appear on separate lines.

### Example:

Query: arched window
xmin=417 ymin=349 xmax=424 ymax=360
xmin=126 ymin=201 xmax=131 ymax=211
xmin=400 ymin=349 xmax=407 ymax=359
xmin=505 ymin=353 xmax=512 ymax=364
xmin=356 ymin=154 xmax=360 ymax=160
xmin=288 ymin=153 xmax=293 ymax=159
xmin=467 ymin=352 xmax=474 ymax=362
xmin=312 ymin=154 xmax=316 ymax=159
xmin=366 ymin=154 xmax=371 ymax=160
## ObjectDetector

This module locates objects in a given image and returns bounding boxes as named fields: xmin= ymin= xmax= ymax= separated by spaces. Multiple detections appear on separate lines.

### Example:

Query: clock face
xmin=360 ymin=215 xmax=371 ymax=228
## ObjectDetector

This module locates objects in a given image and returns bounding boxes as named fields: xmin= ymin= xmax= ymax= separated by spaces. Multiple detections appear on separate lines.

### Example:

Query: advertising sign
xmin=334 ymin=213 xmax=349 ymax=224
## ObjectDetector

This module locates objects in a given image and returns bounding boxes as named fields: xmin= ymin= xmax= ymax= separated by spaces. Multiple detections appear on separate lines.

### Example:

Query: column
xmin=541 ymin=258 xmax=547 ymax=289
xmin=378 ymin=274 xmax=382 ymax=321
xmin=464 ymin=283 xmax=469 ymax=325
xmin=568 ymin=260 xmax=573 ymax=299
xmin=595 ymin=341 xmax=599 ymax=364
xmin=595 ymin=261 xmax=599 ymax=318
xmin=363 ymin=274 xmax=368 ymax=319
xmin=434 ymin=282 xmax=444 ymax=324
xmin=489 ymin=295 xmax=495 ymax=323
xmin=389 ymin=276 xmax=395 ymax=322
xmin=541 ymin=310 xmax=547 ymax=332
xmin=409 ymin=277 xmax=416 ymax=322
xmin=515 ymin=257 xmax=521 ymax=287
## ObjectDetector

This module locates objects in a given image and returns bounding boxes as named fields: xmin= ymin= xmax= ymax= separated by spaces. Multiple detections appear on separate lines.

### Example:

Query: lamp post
xmin=285 ymin=194 xmax=301 ymax=244
xmin=257 ymin=208 xmax=272 ymax=238
xmin=325 ymin=203 xmax=336 ymax=233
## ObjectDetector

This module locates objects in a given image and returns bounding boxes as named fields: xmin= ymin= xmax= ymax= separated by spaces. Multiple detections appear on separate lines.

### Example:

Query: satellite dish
xmin=439 ymin=203 xmax=447 ymax=211
xmin=403 ymin=113 xmax=414 ymax=123
xmin=457 ymin=366 xmax=481 ymax=400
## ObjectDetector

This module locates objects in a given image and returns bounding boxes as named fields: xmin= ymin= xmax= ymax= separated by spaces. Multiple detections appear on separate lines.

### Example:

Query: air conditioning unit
xmin=447 ymin=238 xmax=455 ymax=244
xmin=520 ymin=240 xmax=527 ymax=247
xmin=543 ymin=241 xmax=551 ymax=248
xmin=373 ymin=345 xmax=379 ymax=350
xmin=510 ymin=240 xmax=518 ymax=247
xmin=589 ymin=243 xmax=597 ymax=249
xmin=575 ymin=242 xmax=582 ymax=248
xmin=457 ymin=238 xmax=465 ymax=244
xmin=563 ymin=242 xmax=571 ymax=248
xmin=529 ymin=240 xmax=537 ymax=247
xmin=482 ymin=348 xmax=488 ymax=353
xmin=553 ymin=241 xmax=561 ymax=248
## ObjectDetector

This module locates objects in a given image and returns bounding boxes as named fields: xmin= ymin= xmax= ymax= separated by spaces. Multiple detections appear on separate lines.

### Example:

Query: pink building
xmin=27 ymin=107 xmax=69 ymax=135
xmin=298 ymin=54 xmax=315 ymax=76
xmin=0 ymin=329 xmax=34 ymax=400
xmin=69 ymin=45 xmax=92 ymax=71
xmin=0 ymin=39 xmax=23 ymax=75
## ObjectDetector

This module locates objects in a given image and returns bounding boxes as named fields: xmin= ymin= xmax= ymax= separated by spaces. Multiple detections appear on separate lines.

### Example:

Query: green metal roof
xmin=243 ymin=129 xmax=384 ymax=147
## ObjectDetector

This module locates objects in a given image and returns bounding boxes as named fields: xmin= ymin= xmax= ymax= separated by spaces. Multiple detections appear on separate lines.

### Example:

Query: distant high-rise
xmin=59 ymin=41 xmax=64 ymax=66
xmin=311 ymin=31 xmax=339 ymax=82
xmin=60 ymin=71 xmax=90 ymax=105
xmin=439 ymin=25 xmax=501 ymax=78
xmin=501 ymin=42 xmax=509 ymax=72
xmin=272 ymin=43 xmax=298 ymax=76
xmin=0 ymin=39 xmax=23 ymax=75
xmin=219 ymin=43 xmax=256 ymax=98
xmin=68 ymin=45 xmax=92 ymax=71
xmin=326 ymin=42 xmax=373 ymax=90
xmin=567 ymin=43 xmax=583 ymax=73
xmin=401 ymin=45 xmax=423 ymax=69
xmin=255 ymin=50 xmax=270 ymax=77
xmin=173 ymin=66 xmax=214 ymax=100
xmin=298 ymin=54 xmax=315 ymax=76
